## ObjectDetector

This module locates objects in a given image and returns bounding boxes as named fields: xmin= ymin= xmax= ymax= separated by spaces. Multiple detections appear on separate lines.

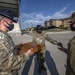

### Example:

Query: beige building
xmin=44 ymin=21 xmax=50 ymax=27
xmin=52 ymin=19 xmax=62 ymax=27
xmin=44 ymin=17 xmax=71 ymax=29
xmin=60 ymin=17 xmax=71 ymax=28
xmin=44 ymin=19 xmax=62 ymax=27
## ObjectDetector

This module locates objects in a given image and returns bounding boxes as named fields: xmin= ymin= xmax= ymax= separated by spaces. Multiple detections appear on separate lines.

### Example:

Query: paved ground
xmin=11 ymin=31 xmax=75 ymax=75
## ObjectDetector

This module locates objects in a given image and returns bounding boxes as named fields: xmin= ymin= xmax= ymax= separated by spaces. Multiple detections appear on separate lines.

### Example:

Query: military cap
xmin=36 ymin=25 xmax=42 ymax=30
xmin=70 ymin=12 xmax=75 ymax=23
xmin=0 ymin=9 xmax=17 ymax=23
xmin=35 ymin=25 xmax=42 ymax=33
xmin=70 ymin=12 xmax=75 ymax=31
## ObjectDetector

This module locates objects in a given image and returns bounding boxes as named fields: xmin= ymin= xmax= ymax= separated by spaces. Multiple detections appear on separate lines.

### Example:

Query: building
xmin=44 ymin=17 xmax=71 ymax=29
xmin=50 ymin=19 xmax=62 ymax=27
xmin=60 ymin=17 xmax=71 ymax=28
xmin=44 ymin=21 xmax=50 ymax=27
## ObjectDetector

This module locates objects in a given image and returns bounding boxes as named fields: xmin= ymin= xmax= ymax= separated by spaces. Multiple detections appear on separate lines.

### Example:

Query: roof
xmin=0 ymin=0 xmax=20 ymax=17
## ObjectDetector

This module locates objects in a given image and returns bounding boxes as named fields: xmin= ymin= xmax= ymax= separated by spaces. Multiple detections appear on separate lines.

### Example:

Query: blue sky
xmin=20 ymin=0 xmax=75 ymax=30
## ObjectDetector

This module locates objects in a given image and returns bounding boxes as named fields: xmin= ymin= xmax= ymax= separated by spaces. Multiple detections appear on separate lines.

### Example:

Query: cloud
xmin=51 ymin=4 xmax=70 ymax=19
xmin=20 ymin=4 xmax=71 ymax=29
xmin=20 ymin=12 xmax=51 ymax=29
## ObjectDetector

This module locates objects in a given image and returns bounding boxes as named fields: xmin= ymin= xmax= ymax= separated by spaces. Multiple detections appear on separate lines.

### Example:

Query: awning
xmin=0 ymin=0 xmax=20 ymax=17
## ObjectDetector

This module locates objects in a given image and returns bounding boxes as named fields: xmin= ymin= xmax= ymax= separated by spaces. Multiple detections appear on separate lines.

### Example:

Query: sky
xmin=20 ymin=0 xmax=75 ymax=30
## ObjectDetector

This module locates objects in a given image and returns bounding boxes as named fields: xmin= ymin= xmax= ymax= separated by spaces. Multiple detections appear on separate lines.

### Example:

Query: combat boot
xmin=38 ymin=67 xmax=42 ymax=74
xmin=41 ymin=66 xmax=47 ymax=71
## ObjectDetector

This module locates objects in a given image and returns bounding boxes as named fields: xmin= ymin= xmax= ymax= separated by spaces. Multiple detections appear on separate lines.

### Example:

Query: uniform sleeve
xmin=32 ymin=36 xmax=35 ymax=43
xmin=32 ymin=34 xmax=36 ymax=43
xmin=68 ymin=37 xmax=75 ymax=73
xmin=0 ymin=43 xmax=9 ymax=61
xmin=44 ymin=34 xmax=58 ymax=45
xmin=0 ymin=40 xmax=30 ymax=71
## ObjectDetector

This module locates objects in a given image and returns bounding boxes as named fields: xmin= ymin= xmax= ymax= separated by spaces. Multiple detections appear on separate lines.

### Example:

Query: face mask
xmin=4 ymin=21 xmax=14 ymax=31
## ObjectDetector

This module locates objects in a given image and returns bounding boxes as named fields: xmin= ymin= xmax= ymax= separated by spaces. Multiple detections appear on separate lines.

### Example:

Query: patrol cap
xmin=70 ymin=12 xmax=75 ymax=31
xmin=36 ymin=25 xmax=42 ymax=30
xmin=69 ymin=12 xmax=75 ymax=23
xmin=0 ymin=9 xmax=17 ymax=23
xmin=71 ymin=12 xmax=75 ymax=19
xmin=35 ymin=25 xmax=42 ymax=34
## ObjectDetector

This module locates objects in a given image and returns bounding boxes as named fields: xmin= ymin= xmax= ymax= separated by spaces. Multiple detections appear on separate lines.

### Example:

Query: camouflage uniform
xmin=32 ymin=32 xmax=59 ymax=57
xmin=65 ymin=12 xmax=75 ymax=75
xmin=66 ymin=36 xmax=75 ymax=75
xmin=0 ymin=30 xmax=30 ymax=75
xmin=32 ymin=32 xmax=59 ymax=73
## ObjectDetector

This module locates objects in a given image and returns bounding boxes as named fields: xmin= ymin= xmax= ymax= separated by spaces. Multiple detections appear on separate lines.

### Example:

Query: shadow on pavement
xmin=22 ymin=55 xmax=34 ymax=75
xmin=45 ymin=50 xmax=59 ymax=75
xmin=22 ymin=50 xmax=59 ymax=75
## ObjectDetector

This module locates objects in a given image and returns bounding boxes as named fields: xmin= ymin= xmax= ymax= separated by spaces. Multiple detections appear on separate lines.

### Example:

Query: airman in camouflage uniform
xmin=0 ymin=30 xmax=30 ymax=75
xmin=0 ymin=9 xmax=34 ymax=75
xmin=66 ymin=12 xmax=75 ymax=75
xmin=32 ymin=25 xmax=62 ymax=73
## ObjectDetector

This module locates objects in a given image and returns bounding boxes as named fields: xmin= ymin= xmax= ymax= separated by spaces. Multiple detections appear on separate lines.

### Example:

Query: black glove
xmin=58 ymin=47 xmax=67 ymax=53
xmin=57 ymin=42 xmax=63 ymax=47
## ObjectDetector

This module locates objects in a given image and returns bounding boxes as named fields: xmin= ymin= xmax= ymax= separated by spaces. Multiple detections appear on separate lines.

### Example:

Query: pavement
xmin=11 ymin=31 xmax=75 ymax=75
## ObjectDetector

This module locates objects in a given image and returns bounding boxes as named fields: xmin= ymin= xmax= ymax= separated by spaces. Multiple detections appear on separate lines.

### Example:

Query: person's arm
xmin=44 ymin=34 xmax=63 ymax=47
xmin=68 ymin=37 xmax=75 ymax=73
xmin=32 ymin=33 xmax=37 ymax=43
xmin=0 ymin=40 xmax=33 ymax=71
xmin=32 ymin=36 xmax=35 ymax=43
xmin=44 ymin=34 xmax=58 ymax=45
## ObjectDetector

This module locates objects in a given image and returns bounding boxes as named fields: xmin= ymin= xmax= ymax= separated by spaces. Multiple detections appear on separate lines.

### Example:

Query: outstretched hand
xmin=57 ymin=42 xmax=63 ymax=47
xmin=57 ymin=42 xmax=67 ymax=53
xmin=58 ymin=47 xmax=67 ymax=53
